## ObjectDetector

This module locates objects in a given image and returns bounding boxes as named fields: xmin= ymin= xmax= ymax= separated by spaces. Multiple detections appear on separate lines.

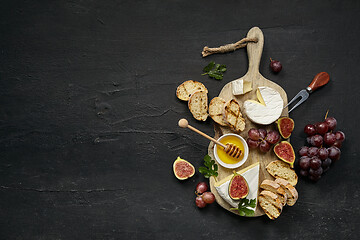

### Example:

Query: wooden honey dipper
xmin=178 ymin=118 xmax=242 ymax=158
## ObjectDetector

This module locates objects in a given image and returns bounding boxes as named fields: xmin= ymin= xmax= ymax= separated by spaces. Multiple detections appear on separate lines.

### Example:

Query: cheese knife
xmin=284 ymin=72 xmax=330 ymax=113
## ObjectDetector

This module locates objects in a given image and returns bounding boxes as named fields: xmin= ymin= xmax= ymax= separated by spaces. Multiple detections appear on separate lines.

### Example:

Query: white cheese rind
xmin=231 ymin=79 xmax=244 ymax=95
xmin=215 ymin=163 xmax=259 ymax=210
xmin=231 ymin=78 xmax=252 ymax=96
xmin=244 ymin=86 xmax=283 ymax=125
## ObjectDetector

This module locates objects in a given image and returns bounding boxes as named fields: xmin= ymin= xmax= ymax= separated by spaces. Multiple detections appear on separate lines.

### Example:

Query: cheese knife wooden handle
xmin=307 ymin=72 xmax=330 ymax=93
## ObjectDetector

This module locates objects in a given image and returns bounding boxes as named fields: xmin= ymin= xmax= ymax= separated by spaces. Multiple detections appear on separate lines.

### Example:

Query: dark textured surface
xmin=0 ymin=0 xmax=359 ymax=239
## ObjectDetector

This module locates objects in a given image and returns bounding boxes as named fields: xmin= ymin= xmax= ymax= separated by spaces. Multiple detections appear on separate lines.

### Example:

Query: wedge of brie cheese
xmin=214 ymin=162 xmax=259 ymax=210
xmin=231 ymin=78 xmax=252 ymax=96
xmin=243 ymin=86 xmax=284 ymax=125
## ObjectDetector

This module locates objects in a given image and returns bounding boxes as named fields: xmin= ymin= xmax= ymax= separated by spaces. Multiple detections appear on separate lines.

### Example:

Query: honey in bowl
xmin=216 ymin=135 xmax=245 ymax=164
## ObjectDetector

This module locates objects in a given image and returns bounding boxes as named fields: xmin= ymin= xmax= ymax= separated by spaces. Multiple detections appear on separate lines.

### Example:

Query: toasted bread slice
xmin=275 ymin=178 xmax=299 ymax=206
xmin=176 ymin=80 xmax=208 ymax=101
xmin=188 ymin=91 xmax=208 ymax=121
xmin=209 ymin=97 xmax=228 ymax=126
xmin=266 ymin=160 xmax=298 ymax=186
xmin=224 ymin=99 xmax=245 ymax=132
xmin=259 ymin=190 xmax=283 ymax=220
xmin=260 ymin=179 xmax=287 ymax=206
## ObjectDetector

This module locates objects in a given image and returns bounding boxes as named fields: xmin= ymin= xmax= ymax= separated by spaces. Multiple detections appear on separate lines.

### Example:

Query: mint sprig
xmin=230 ymin=198 xmax=256 ymax=217
xmin=202 ymin=61 xmax=226 ymax=80
xmin=199 ymin=155 xmax=218 ymax=180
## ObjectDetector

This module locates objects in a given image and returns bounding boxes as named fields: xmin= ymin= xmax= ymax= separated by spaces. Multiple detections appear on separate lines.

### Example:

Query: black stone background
xmin=1 ymin=0 xmax=359 ymax=239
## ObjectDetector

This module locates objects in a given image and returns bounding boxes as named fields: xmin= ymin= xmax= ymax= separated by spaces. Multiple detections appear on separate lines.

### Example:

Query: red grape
xmin=299 ymin=156 xmax=311 ymax=170
xmin=333 ymin=140 xmax=342 ymax=148
xmin=258 ymin=129 xmax=267 ymax=139
xmin=259 ymin=140 xmax=271 ymax=152
xmin=299 ymin=116 xmax=343 ymax=182
xmin=299 ymin=169 xmax=309 ymax=177
xmin=318 ymin=147 xmax=329 ymax=160
xmin=323 ymin=132 xmax=336 ymax=146
xmin=201 ymin=192 xmax=215 ymax=204
xmin=195 ymin=196 xmax=207 ymax=208
xmin=308 ymin=147 xmax=319 ymax=157
xmin=270 ymin=58 xmax=282 ymax=73
xmin=266 ymin=130 xmax=280 ymax=144
xmin=309 ymin=174 xmax=321 ymax=182
xmin=248 ymin=128 xmax=260 ymax=141
xmin=310 ymin=157 xmax=322 ymax=170
xmin=335 ymin=131 xmax=345 ymax=142
xmin=313 ymin=122 xmax=319 ymax=129
xmin=311 ymin=135 xmax=323 ymax=147
xmin=308 ymin=168 xmax=316 ymax=176
xmin=196 ymin=182 xmax=208 ymax=194
xmin=304 ymin=124 xmax=316 ymax=136
xmin=328 ymin=146 xmax=341 ymax=161
xmin=298 ymin=146 xmax=309 ymax=156
xmin=315 ymin=122 xmax=329 ymax=135
xmin=325 ymin=117 xmax=337 ymax=131
xmin=321 ymin=158 xmax=332 ymax=169
xmin=247 ymin=138 xmax=259 ymax=149
xmin=314 ymin=167 xmax=323 ymax=176
xmin=309 ymin=166 xmax=323 ymax=177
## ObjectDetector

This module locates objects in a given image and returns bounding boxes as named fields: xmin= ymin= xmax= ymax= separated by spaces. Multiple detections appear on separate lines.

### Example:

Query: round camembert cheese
xmin=243 ymin=86 xmax=284 ymax=125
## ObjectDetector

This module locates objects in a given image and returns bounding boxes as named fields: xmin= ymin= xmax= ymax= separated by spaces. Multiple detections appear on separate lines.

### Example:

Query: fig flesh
xmin=173 ymin=157 xmax=195 ymax=180
xmin=228 ymin=172 xmax=249 ymax=200
xmin=274 ymin=141 xmax=295 ymax=168
xmin=277 ymin=117 xmax=294 ymax=139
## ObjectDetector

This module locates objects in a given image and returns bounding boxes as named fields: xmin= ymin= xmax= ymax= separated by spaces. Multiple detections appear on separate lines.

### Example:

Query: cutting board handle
xmin=245 ymin=27 xmax=264 ymax=77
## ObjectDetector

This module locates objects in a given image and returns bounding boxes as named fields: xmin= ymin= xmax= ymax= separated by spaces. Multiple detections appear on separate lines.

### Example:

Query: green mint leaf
xmin=233 ymin=198 xmax=257 ymax=217
xmin=242 ymin=208 xmax=255 ymax=216
xmin=203 ymin=61 xmax=215 ymax=72
xmin=219 ymin=65 xmax=227 ymax=72
xmin=204 ymin=155 xmax=211 ymax=162
xmin=215 ymin=75 xmax=223 ymax=80
xmin=238 ymin=199 xmax=244 ymax=207
xmin=207 ymin=69 xmax=216 ymax=75
xmin=249 ymin=199 xmax=256 ymax=208
xmin=204 ymin=161 xmax=211 ymax=168
xmin=198 ymin=166 xmax=208 ymax=174
xmin=209 ymin=72 xmax=223 ymax=80
xmin=199 ymin=155 xmax=218 ymax=179
xmin=202 ymin=61 xmax=226 ymax=80
xmin=213 ymin=164 xmax=218 ymax=172
xmin=238 ymin=210 xmax=245 ymax=216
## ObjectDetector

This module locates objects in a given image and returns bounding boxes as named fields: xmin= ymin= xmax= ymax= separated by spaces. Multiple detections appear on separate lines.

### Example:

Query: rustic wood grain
xmin=208 ymin=27 xmax=289 ymax=217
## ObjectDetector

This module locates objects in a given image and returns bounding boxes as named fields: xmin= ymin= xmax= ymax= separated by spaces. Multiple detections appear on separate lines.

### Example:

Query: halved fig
xmin=228 ymin=172 xmax=249 ymax=200
xmin=277 ymin=117 xmax=294 ymax=139
xmin=173 ymin=157 xmax=195 ymax=180
xmin=274 ymin=141 xmax=295 ymax=168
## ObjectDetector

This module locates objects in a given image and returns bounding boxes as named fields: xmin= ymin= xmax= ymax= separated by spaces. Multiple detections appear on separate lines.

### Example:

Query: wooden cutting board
xmin=208 ymin=27 xmax=289 ymax=217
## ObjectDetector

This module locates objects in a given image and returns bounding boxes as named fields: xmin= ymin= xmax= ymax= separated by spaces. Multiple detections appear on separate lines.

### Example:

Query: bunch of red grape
xmin=247 ymin=128 xmax=281 ymax=152
xmin=195 ymin=182 xmax=215 ymax=208
xmin=298 ymin=117 xmax=345 ymax=181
